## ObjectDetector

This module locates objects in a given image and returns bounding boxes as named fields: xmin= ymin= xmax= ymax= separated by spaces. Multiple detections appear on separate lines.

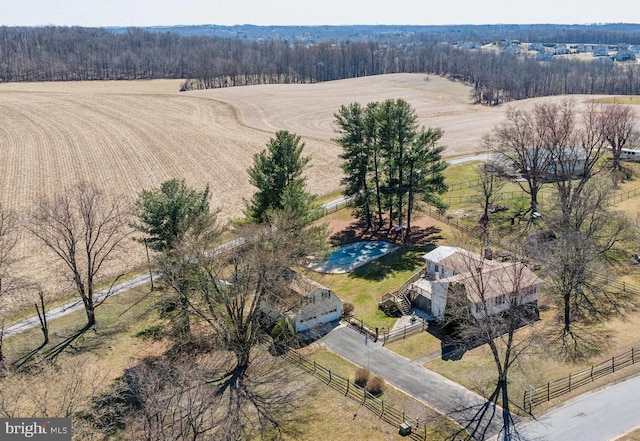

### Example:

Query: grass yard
xmin=383 ymin=331 xmax=443 ymax=361
xmin=300 ymin=247 xmax=426 ymax=329
xmin=303 ymin=205 xmax=455 ymax=330
xmin=423 ymin=304 xmax=640 ymax=414
xmin=2 ymin=280 xmax=465 ymax=441
xmin=2 ymin=281 xmax=161 ymax=371
xmin=301 ymin=346 xmax=461 ymax=440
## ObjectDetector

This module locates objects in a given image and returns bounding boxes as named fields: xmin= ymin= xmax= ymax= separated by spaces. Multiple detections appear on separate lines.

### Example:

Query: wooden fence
xmin=446 ymin=178 xmax=482 ymax=192
xmin=422 ymin=206 xmax=474 ymax=236
xmin=422 ymin=198 xmax=640 ymax=415
xmin=342 ymin=313 xmax=428 ymax=346
xmin=282 ymin=346 xmax=429 ymax=440
xmin=322 ymin=197 xmax=352 ymax=216
xmin=383 ymin=319 xmax=429 ymax=344
xmin=523 ymin=345 xmax=640 ymax=413
xmin=608 ymin=185 xmax=640 ymax=205
xmin=521 ymin=272 xmax=640 ymax=413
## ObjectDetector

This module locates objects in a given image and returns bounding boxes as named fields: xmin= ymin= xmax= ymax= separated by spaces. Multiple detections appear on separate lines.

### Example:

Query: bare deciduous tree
xmin=600 ymin=102 xmax=639 ymax=184
xmin=444 ymin=246 xmax=541 ymax=441
xmin=543 ymin=180 xmax=637 ymax=360
xmin=0 ymin=356 xmax=108 ymax=420
xmin=27 ymin=182 xmax=132 ymax=329
xmin=117 ymin=349 xmax=302 ymax=441
xmin=476 ymin=165 xmax=506 ymax=242
xmin=483 ymin=104 xmax=558 ymax=219
xmin=34 ymin=290 xmax=49 ymax=346
xmin=154 ymin=208 xmax=326 ymax=440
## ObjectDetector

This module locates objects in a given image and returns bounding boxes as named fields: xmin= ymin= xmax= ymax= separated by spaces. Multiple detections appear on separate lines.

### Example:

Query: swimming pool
xmin=308 ymin=241 xmax=399 ymax=274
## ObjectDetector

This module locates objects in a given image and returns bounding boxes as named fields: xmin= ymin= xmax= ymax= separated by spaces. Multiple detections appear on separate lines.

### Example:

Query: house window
xmin=321 ymin=290 xmax=330 ymax=299
xmin=475 ymin=303 xmax=482 ymax=314
xmin=495 ymin=294 xmax=506 ymax=305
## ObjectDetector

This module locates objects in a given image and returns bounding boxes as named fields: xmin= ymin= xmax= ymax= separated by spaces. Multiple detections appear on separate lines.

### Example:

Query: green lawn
xmin=300 ymin=246 xmax=432 ymax=329
xmin=384 ymin=330 xmax=443 ymax=361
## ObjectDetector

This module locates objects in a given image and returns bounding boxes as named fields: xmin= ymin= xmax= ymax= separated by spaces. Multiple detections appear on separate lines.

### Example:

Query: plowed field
xmin=0 ymin=74 xmax=603 ymax=298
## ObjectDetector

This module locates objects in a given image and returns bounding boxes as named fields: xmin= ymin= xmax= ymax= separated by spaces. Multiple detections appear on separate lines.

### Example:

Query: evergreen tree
xmin=246 ymin=130 xmax=317 ymax=223
xmin=334 ymin=103 xmax=374 ymax=229
xmin=133 ymin=178 xmax=211 ymax=252
xmin=335 ymin=99 xmax=447 ymax=240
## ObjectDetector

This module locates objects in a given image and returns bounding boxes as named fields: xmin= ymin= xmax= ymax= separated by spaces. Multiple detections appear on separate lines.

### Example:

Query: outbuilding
xmin=260 ymin=270 xmax=342 ymax=335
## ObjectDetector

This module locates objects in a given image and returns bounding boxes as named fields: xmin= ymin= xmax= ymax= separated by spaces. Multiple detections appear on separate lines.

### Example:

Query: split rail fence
xmin=282 ymin=347 xmax=429 ymax=440
xmin=342 ymin=314 xmax=428 ymax=346
xmin=523 ymin=345 xmax=640 ymax=413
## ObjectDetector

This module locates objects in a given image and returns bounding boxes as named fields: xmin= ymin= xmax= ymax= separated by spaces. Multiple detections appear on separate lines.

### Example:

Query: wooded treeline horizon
xmin=2 ymin=25 xmax=640 ymax=104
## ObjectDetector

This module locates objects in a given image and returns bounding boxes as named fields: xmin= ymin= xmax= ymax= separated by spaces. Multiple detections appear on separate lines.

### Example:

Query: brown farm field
xmin=0 ymin=74 xmax=616 ymax=297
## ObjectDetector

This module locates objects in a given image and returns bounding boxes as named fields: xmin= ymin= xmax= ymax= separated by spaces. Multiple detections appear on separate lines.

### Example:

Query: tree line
xmin=2 ymin=26 xmax=640 ymax=104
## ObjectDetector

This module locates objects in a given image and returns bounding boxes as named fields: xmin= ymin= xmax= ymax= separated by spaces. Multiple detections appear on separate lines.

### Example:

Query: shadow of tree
xmin=348 ymin=249 xmax=425 ymax=282
xmin=12 ymin=323 xmax=124 ymax=369
xmin=325 ymin=220 xmax=443 ymax=281
xmin=13 ymin=327 xmax=91 ymax=369
xmin=329 ymin=220 xmax=443 ymax=249
xmin=12 ymin=341 xmax=49 ymax=369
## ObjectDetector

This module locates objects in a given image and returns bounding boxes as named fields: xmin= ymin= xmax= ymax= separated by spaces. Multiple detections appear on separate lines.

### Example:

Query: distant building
xmin=615 ymin=49 xmax=636 ymax=62
xmin=486 ymin=146 xmax=587 ymax=182
xmin=593 ymin=45 xmax=609 ymax=57
xmin=552 ymin=44 xmax=569 ymax=55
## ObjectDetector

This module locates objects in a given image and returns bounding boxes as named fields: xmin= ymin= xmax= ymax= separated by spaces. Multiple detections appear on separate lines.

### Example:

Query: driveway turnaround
xmin=318 ymin=323 xmax=504 ymax=438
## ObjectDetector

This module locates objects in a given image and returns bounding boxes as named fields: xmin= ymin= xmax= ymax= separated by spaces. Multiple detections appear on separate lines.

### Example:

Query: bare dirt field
xmin=0 ymin=74 xmax=611 ymax=297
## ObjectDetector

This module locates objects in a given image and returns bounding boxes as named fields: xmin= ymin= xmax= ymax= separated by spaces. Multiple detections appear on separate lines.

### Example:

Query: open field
xmin=0 ymin=74 xmax=629 ymax=307
xmin=189 ymin=73 xmax=613 ymax=158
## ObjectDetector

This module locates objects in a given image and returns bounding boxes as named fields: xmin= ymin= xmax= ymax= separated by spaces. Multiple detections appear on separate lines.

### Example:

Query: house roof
xmin=423 ymin=246 xmax=467 ymax=264
xmin=264 ymin=270 xmax=333 ymax=316
xmin=441 ymin=261 xmax=540 ymax=303
xmin=423 ymin=246 xmax=501 ymax=275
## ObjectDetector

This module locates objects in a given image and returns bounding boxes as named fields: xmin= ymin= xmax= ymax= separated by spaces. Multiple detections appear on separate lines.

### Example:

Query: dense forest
xmin=2 ymin=24 xmax=640 ymax=104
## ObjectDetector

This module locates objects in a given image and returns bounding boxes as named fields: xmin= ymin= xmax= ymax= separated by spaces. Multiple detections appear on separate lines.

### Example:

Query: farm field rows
xmin=0 ymin=74 xmax=614 ymax=296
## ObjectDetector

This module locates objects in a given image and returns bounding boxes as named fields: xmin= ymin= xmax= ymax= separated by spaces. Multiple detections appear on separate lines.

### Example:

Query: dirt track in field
xmin=0 ymin=74 xmax=605 ymax=297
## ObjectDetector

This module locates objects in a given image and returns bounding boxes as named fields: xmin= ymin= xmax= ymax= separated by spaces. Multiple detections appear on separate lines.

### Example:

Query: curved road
xmin=517 ymin=374 xmax=640 ymax=441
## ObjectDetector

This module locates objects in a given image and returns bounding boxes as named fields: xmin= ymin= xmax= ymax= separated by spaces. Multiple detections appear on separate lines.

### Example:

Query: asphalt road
xmin=517 ymin=374 xmax=640 ymax=441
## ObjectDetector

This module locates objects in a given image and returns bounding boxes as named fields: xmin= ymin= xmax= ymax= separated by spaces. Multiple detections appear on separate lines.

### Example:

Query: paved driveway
xmin=318 ymin=323 xmax=504 ymax=438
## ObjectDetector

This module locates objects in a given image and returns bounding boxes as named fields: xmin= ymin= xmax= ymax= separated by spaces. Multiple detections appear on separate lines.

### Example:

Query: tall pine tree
xmin=334 ymin=99 xmax=448 ymax=240
xmin=246 ymin=130 xmax=317 ymax=223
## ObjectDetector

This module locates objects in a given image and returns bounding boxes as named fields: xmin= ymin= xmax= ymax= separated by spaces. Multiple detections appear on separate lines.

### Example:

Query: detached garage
xmin=261 ymin=270 xmax=342 ymax=335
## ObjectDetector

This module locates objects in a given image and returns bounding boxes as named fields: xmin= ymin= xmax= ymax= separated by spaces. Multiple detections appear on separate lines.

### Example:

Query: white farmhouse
xmin=410 ymin=246 xmax=541 ymax=320
xmin=260 ymin=270 xmax=342 ymax=334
